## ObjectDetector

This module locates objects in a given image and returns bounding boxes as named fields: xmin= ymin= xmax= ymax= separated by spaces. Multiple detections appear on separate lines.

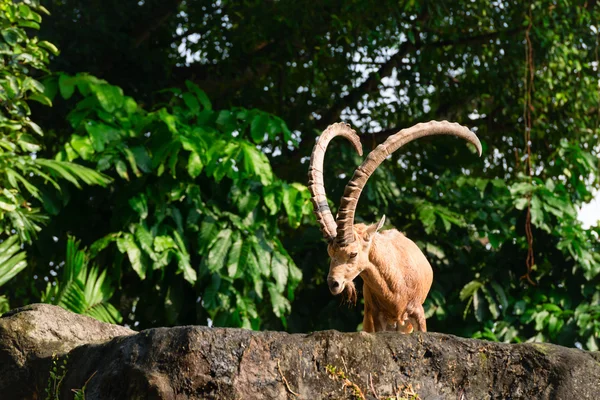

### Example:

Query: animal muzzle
xmin=327 ymin=277 xmax=344 ymax=295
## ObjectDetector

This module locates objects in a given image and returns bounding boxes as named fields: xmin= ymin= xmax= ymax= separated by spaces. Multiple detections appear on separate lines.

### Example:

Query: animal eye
xmin=349 ymin=252 xmax=358 ymax=259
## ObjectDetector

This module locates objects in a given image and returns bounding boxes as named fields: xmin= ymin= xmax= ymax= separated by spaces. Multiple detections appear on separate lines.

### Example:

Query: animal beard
xmin=342 ymin=281 xmax=357 ymax=305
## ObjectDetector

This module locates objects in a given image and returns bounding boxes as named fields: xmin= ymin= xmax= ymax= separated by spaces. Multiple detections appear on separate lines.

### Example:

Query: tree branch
xmin=431 ymin=27 xmax=524 ymax=48
xmin=98 ymin=0 xmax=183 ymax=77
xmin=316 ymin=26 xmax=524 ymax=130
xmin=317 ymin=40 xmax=417 ymax=129
xmin=133 ymin=0 xmax=184 ymax=48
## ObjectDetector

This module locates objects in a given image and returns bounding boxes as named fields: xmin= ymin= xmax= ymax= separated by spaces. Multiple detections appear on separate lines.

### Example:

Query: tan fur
xmin=327 ymin=222 xmax=433 ymax=333
xmin=310 ymin=121 xmax=482 ymax=333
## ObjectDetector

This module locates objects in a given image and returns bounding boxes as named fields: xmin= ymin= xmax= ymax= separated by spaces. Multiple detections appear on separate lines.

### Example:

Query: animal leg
xmin=362 ymin=307 xmax=375 ymax=333
xmin=408 ymin=304 xmax=427 ymax=332
xmin=362 ymin=286 xmax=375 ymax=332
xmin=371 ymin=310 xmax=387 ymax=332
xmin=396 ymin=312 xmax=413 ymax=333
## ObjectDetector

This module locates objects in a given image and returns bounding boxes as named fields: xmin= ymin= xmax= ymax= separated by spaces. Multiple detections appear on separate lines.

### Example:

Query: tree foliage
xmin=0 ymin=0 xmax=109 ymax=312
xmin=0 ymin=0 xmax=599 ymax=350
xmin=40 ymin=72 xmax=308 ymax=328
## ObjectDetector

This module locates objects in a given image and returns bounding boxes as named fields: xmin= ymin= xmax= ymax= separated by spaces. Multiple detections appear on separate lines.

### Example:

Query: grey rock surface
xmin=0 ymin=304 xmax=133 ymax=399
xmin=1 ymin=304 xmax=600 ymax=399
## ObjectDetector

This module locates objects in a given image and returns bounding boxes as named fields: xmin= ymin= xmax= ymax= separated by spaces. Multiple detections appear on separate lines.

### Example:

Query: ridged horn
xmin=308 ymin=122 xmax=363 ymax=241
xmin=335 ymin=120 xmax=482 ymax=245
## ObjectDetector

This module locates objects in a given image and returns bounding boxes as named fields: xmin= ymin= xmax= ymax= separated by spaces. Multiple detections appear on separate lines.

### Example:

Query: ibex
xmin=308 ymin=121 xmax=482 ymax=333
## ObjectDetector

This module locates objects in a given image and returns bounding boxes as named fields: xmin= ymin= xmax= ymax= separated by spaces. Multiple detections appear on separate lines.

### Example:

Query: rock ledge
xmin=1 ymin=304 xmax=599 ymax=399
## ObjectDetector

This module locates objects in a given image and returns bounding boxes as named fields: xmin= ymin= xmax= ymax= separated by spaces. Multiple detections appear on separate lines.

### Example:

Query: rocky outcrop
xmin=1 ymin=304 xmax=599 ymax=399
xmin=0 ymin=304 xmax=133 ymax=399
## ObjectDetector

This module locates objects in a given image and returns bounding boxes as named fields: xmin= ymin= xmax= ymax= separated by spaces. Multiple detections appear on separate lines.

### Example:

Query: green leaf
xmin=157 ymin=108 xmax=177 ymax=133
xmin=263 ymin=184 xmax=281 ymax=215
xmin=182 ymin=92 xmax=200 ymax=114
xmin=216 ymin=110 xmax=235 ymax=131
xmin=250 ymin=114 xmax=269 ymax=143
xmin=266 ymin=282 xmax=291 ymax=319
xmin=203 ymin=273 xmax=221 ymax=309
xmin=2 ymin=28 xmax=20 ymax=45
xmin=187 ymin=151 xmax=203 ymax=178
xmin=481 ymin=286 xmax=500 ymax=319
xmin=586 ymin=336 xmax=599 ymax=351
xmin=530 ymin=196 xmax=544 ymax=227
xmin=117 ymin=233 xmax=146 ymax=279
xmin=38 ymin=40 xmax=59 ymax=55
xmin=58 ymin=74 xmax=76 ymax=99
xmin=89 ymin=233 xmax=119 ymax=257
xmin=207 ymin=228 xmax=233 ymax=272
xmin=198 ymin=216 xmax=219 ymax=251
xmin=124 ymin=97 xmax=138 ymax=114
xmin=439 ymin=213 xmax=452 ymax=232
xmin=154 ymin=235 xmax=176 ymax=252
xmin=513 ymin=300 xmax=527 ymax=315
xmin=240 ymin=143 xmax=273 ymax=185
xmin=185 ymin=80 xmax=212 ymax=110
xmin=271 ymin=250 xmax=289 ymax=292
xmin=172 ymin=230 xmax=196 ymax=284
xmin=85 ymin=122 xmax=121 ymax=152
xmin=129 ymin=193 xmax=148 ymax=219
xmin=0 ymin=236 xmax=27 ymax=287
xmin=70 ymin=135 xmax=94 ymax=160
xmin=246 ymin=249 xmax=263 ymax=298
xmin=473 ymin=291 xmax=486 ymax=323
xmin=535 ymin=310 xmax=549 ymax=331
xmin=418 ymin=204 xmax=436 ymax=234
xmin=28 ymin=93 xmax=52 ymax=106
xmin=459 ymin=280 xmax=483 ymax=301
xmin=115 ymin=160 xmax=129 ymax=180
xmin=26 ymin=120 xmax=44 ymax=136
xmin=251 ymin=234 xmax=272 ymax=277
xmin=43 ymin=237 xmax=122 ymax=324
xmin=34 ymin=159 xmax=111 ymax=188
xmin=226 ymin=231 xmax=242 ymax=278
xmin=134 ymin=223 xmax=155 ymax=259
xmin=490 ymin=281 xmax=509 ymax=311
xmin=92 ymin=83 xmax=124 ymax=112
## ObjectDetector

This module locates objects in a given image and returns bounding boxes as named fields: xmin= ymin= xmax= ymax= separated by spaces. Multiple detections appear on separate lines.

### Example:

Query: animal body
xmin=308 ymin=121 xmax=482 ymax=333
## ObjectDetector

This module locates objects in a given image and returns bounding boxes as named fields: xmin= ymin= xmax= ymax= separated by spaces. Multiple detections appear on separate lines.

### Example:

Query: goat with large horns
xmin=308 ymin=121 xmax=482 ymax=333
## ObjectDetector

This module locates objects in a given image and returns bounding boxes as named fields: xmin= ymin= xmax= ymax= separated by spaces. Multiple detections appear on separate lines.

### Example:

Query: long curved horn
xmin=335 ymin=120 xmax=482 ymax=245
xmin=308 ymin=123 xmax=363 ymax=241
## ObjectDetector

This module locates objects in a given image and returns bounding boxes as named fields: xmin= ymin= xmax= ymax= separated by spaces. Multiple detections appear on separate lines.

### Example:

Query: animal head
xmin=308 ymin=121 xmax=482 ymax=300
xmin=326 ymin=216 xmax=385 ymax=296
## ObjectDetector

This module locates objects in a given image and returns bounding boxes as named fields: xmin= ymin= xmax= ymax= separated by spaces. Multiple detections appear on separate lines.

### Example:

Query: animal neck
xmin=359 ymin=235 xmax=398 ymax=301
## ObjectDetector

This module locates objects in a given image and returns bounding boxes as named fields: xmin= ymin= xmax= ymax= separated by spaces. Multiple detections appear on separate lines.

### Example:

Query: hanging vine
xmin=521 ymin=3 xmax=536 ymax=285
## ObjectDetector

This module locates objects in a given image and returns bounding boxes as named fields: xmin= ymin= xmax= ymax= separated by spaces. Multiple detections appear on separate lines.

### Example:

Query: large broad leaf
xmin=187 ymin=151 xmax=203 ymax=178
xmin=182 ymin=92 xmax=200 ymax=114
xmin=250 ymin=114 xmax=269 ymax=143
xmin=58 ymin=74 xmax=77 ymax=99
xmin=185 ymin=80 xmax=212 ymax=110
xmin=226 ymin=231 xmax=243 ymax=278
xmin=91 ymin=83 xmax=124 ymax=112
xmin=459 ymin=280 xmax=483 ymax=301
xmin=206 ymin=228 xmax=233 ymax=273
xmin=266 ymin=282 xmax=291 ymax=321
xmin=0 ymin=235 xmax=27 ymax=287
xmin=172 ymin=230 xmax=197 ymax=284
xmin=239 ymin=142 xmax=273 ymax=185
xmin=117 ymin=233 xmax=146 ymax=279
xmin=85 ymin=121 xmax=121 ymax=152
xmin=271 ymin=250 xmax=289 ymax=292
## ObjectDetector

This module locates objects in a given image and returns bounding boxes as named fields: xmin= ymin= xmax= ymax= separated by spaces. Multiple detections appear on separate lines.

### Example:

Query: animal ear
xmin=365 ymin=215 xmax=385 ymax=239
